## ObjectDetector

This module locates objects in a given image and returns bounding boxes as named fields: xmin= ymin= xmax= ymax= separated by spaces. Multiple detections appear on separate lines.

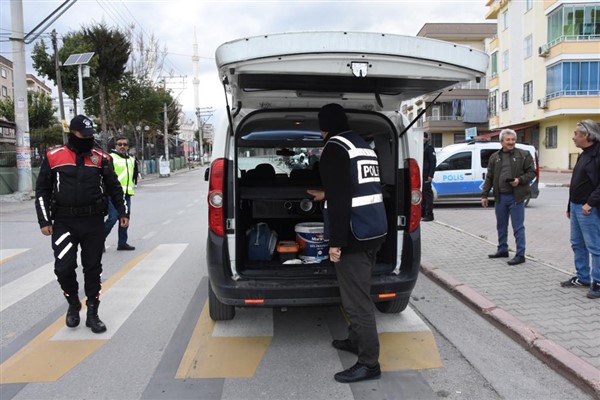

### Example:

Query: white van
xmin=432 ymin=141 xmax=540 ymax=204
xmin=205 ymin=31 xmax=488 ymax=321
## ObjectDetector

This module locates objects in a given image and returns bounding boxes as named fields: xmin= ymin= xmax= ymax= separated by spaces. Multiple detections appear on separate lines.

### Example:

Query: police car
xmin=204 ymin=31 xmax=488 ymax=320
xmin=432 ymin=141 xmax=539 ymax=204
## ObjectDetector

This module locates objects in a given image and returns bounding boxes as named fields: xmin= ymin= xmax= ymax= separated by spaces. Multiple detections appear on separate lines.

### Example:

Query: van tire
xmin=375 ymin=295 xmax=410 ymax=313
xmin=208 ymin=282 xmax=235 ymax=321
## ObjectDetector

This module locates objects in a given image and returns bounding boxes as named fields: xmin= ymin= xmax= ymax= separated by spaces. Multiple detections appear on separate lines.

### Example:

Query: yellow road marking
xmin=379 ymin=332 xmax=443 ymax=371
xmin=176 ymin=303 xmax=272 ymax=379
xmin=0 ymin=248 xmax=29 ymax=265
xmin=0 ymin=252 xmax=150 ymax=383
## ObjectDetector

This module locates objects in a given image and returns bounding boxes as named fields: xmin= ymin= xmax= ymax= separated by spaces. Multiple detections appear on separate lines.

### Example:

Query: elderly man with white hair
xmin=481 ymin=129 xmax=536 ymax=266
xmin=561 ymin=119 xmax=600 ymax=299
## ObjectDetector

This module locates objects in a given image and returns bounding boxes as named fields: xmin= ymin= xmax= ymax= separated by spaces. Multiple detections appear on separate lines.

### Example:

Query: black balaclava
xmin=68 ymin=132 xmax=94 ymax=153
xmin=318 ymin=103 xmax=350 ymax=142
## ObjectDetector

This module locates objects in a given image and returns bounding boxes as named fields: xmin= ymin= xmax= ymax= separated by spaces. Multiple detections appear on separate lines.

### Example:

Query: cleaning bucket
xmin=295 ymin=222 xmax=329 ymax=262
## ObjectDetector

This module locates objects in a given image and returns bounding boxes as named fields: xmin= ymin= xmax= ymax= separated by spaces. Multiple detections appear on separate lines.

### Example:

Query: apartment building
xmin=0 ymin=55 xmax=14 ymax=100
xmin=486 ymin=0 xmax=600 ymax=169
xmin=402 ymin=23 xmax=497 ymax=149
xmin=25 ymin=74 xmax=52 ymax=96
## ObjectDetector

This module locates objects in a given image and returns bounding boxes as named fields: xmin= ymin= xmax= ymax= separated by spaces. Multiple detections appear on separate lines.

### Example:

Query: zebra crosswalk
xmin=0 ymin=244 xmax=443 ymax=392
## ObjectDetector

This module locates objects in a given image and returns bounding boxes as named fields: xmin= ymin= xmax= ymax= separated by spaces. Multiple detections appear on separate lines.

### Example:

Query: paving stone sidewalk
xmin=420 ymin=220 xmax=600 ymax=397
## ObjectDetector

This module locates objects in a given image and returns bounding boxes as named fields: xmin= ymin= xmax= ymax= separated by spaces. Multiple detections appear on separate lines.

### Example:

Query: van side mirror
xmin=437 ymin=162 xmax=449 ymax=171
xmin=204 ymin=167 xmax=210 ymax=181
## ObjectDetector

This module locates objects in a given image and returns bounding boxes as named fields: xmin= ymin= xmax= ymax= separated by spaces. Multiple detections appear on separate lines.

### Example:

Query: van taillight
xmin=208 ymin=158 xmax=225 ymax=236
xmin=408 ymin=158 xmax=422 ymax=233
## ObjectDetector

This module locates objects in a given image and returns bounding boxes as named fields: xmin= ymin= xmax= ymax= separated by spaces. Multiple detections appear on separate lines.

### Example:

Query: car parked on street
xmin=204 ymin=31 xmax=488 ymax=320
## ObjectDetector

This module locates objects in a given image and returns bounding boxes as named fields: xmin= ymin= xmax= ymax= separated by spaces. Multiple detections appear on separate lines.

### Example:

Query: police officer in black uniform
xmin=308 ymin=103 xmax=387 ymax=383
xmin=422 ymin=132 xmax=437 ymax=221
xmin=35 ymin=115 xmax=129 ymax=334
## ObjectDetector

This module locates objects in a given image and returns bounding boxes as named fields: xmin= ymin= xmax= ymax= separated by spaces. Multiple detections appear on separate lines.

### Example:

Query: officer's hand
xmin=329 ymin=247 xmax=341 ymax=263
xmin=40 ymin=225 xmax=53 ymax=236
xmin=307 ymin=189 xmax=325 ymax=201
xmin=119 ymin=217 xmax=129 ymax=228
xmin=481 ymin=198 xmax=489 ymax=208
xmin=566 ymin=211 xmax=570 ymax=219
xmin=427 ymin=176 xmax=434 ymax=183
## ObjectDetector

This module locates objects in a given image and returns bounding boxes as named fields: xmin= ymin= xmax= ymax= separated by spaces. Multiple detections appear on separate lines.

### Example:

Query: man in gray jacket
xmin=481 ymin=129 xmax=536 ymax=265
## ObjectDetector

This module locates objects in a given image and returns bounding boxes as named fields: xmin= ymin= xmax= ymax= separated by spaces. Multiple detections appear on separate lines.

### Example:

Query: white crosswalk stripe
xmin=0 ymin=248 xmax=29 ymax=263
xmin=1 ymin=262 xmax=56 ymax=312
xmin=52 ymin=243 xmax=188 ymax=340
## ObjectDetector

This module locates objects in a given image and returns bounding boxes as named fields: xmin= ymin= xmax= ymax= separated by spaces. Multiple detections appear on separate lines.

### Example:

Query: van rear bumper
xmin=206 ymin=230 xmax=420 ymax=307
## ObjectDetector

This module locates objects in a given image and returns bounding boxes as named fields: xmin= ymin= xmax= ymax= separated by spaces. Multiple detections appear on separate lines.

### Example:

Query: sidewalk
xmin=420 ymin=171 xmax=600 ymax=398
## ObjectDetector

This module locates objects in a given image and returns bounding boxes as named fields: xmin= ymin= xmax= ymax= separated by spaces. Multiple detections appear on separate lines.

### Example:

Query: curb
xmin=420 ymin=261 xmax=600 ymax=399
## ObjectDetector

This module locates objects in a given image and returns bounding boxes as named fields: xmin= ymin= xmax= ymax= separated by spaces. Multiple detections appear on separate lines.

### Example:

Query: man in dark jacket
xmin=308 ymin=103 xmax=387 ymax=383
xmin=422 ymin=132 xmax=437 ymax=221
xmin=35 ymin=115 xmax=129 ymax=333
xmin=560 ymin=120 xmax=600 ymax=299
xmin=481 ymin=129 xmax=536 ymax=266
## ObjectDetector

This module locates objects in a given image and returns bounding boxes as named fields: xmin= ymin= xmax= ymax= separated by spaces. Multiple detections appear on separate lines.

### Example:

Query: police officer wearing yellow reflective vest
xmin=308 ymin=103 xmax=387 ymax=383
xmin=35 ymin=115 xmax=129 ymax=333
xmin=104 ymin=136 xmax=138 ymax=251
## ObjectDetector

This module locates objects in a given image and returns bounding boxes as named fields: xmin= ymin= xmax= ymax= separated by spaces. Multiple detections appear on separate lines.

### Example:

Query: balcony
xmin=486 ymin=0 xmax=508 ymax=20
xmin=421 ymin=115 xmax=472 ymax=133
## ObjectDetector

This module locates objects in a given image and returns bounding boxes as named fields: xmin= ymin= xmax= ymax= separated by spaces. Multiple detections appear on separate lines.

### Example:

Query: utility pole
xmin=10 ymin=0 xmax=32 ymax=193
xmin=51 ymin=29 xmax=67 ymax=144
xmin=192 ymin=29 xmax=203 ymax=165
xmin=163 ymin=102 xmax=169 ymax=161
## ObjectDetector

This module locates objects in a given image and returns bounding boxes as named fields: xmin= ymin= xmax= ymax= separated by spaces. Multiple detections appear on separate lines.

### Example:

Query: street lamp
xmin=63 ymin=52 xmax=94 ymax=115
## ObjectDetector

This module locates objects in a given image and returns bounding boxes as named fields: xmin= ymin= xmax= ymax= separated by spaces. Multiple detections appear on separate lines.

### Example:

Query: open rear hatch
xmin=215 ymin=31 xmax=488 ymax=278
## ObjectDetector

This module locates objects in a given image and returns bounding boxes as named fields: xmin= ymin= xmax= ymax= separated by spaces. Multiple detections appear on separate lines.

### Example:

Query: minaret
xmin=192 ymin=28 xmax=203 ymax=161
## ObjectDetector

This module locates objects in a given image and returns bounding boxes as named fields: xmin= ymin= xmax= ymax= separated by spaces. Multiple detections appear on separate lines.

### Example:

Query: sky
xmin=0 ymin=0 xmax=492 ymax=121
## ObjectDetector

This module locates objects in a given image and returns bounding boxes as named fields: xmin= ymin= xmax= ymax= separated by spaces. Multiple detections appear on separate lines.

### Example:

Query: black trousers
xmin=335 ymin=247 xmax=380 ymax=366
xmin=422 ymin=180 xmax=434 ymax=218
xmin=51 ymin=215 xmax=105 ymax=299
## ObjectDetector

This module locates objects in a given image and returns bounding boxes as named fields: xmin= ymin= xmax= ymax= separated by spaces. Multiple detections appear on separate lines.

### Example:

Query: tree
xmin=83 ymin=23 xmax=131 ymax=151
xmin=28 ymin=91 xmax=57 ymax=129
xmin=0 ymin=97 xmax=14 ymax=121
xmin=31 ymin=32 xmax=95 ymax=113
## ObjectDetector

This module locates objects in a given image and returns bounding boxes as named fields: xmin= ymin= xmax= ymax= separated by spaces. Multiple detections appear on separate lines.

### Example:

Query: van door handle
xmin=464 ymin=173 xmax=472 ymax=176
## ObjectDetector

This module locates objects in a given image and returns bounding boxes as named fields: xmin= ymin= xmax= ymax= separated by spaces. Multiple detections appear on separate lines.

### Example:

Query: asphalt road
xmin=0 ymin=169 xmax=590 ymax=399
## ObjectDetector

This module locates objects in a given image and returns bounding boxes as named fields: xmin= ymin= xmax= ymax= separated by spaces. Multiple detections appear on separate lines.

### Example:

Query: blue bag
xmin=247 ymin=222 xmax=278 ymax=261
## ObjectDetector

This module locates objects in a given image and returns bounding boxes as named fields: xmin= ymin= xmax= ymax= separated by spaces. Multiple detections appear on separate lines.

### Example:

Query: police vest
xmin=112 ymin=153 xmax=135 ymax=196
xmin=325 ymin=132 xmax=388 ymax=241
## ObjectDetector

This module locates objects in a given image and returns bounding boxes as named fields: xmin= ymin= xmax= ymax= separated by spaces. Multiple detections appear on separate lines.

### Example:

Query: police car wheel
xmin=375 ymin=295 xmax=410 ymax=314
xmin=208 ymin=281 xmax=236 ymax=321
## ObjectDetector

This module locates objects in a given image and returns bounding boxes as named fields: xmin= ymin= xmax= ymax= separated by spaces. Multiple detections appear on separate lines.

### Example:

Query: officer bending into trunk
xmin=308 ymin=103 xmax=387 ymax=383
xmin=35 ymin=115 xmax=129 ymax=334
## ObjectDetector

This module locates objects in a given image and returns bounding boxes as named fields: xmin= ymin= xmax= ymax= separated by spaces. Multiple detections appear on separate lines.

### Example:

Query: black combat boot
xmin=86 ymin=297 xmax=107 ymax=333
xmin=64 ymin=293 xmax=82 ymax=328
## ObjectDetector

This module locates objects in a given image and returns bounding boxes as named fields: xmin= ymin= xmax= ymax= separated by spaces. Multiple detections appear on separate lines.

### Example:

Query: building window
xmin=1 ymin=68 xmax=6 ymax=78
xmin=548 ymin=4 xmax=600 ymax=41
xmin=546 ymin=61 xmax=600 ymax=97
xmin=502 ymin=10 xmax=509 ymax=30
xmin=502 ymin=50 xmax=509 ymax=71
xmin=526 ymin=0 xmax=533 ymax=12
xmin=501 ymin=91 xmax=509 ymax=110
xmin=545 ymin=126 xmax=558 ymax=149
xmin=491 ymin=52 xmax=498 ymax=77
xmin=431 ymin=133 xmax=442 ymax=148
xmin=523 ymin=81 xmax=533 ymax=104
xmin=1 ymin=86 xmax=7 ymax=97
xmin=489 ymin=90 xmax=498 ymax=117
xmin=524 ymin=35 xmax=533 ymax=58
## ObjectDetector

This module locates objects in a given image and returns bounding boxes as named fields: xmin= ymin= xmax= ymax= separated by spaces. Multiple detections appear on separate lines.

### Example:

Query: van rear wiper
xmin=398 ymin=89 xmax=449 ymax=138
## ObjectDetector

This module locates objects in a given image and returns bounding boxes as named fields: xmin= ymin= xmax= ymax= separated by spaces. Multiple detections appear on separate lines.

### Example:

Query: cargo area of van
xmin=233 ymin=112 xmax=402 ymax=279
